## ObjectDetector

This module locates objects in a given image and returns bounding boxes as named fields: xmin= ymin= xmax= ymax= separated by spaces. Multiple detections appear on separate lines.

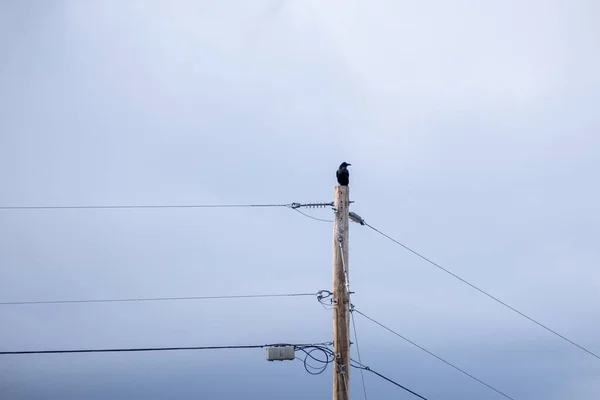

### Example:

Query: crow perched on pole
xmin=336 ymin=162 xmax=351 ymax=186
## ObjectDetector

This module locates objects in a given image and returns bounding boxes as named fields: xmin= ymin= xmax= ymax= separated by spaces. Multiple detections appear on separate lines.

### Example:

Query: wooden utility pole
xmin=332 ymin=185 xmax=350 ymax=400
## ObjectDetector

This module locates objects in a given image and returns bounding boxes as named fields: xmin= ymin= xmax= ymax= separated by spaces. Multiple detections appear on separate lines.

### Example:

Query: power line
xmin=364 ymin=222 xmax=600 ymax=362
xmin=0 ymin=345 xmax=266 ymax=355
xmin=0 ymin=342 xmax=333 ymax=356
xmin=0 ymin=201 xmax=337 ymax=224
xmin=350 ymin=359 xmax=428 ymax=400
xmin=354 ymin=309 xmax=515 ymax=400
xmin=0 ymin=203 xmax=292 ymax=210
xmin=0 ymin=201 xmax=339 ymax=212
xmin=292 ymin=208 xmax=333 ymax=223
xmin=295 ymin=344 xmax=335 ymax=376
xmin=361 ymin=367 xmax=429 ymax=400
xmin=0 ymin=292 xmax=317 ymax=306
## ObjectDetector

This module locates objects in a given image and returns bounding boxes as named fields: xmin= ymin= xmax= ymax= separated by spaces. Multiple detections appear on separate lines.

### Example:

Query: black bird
xmin=336 ymin=162 xmax=351 ymax=186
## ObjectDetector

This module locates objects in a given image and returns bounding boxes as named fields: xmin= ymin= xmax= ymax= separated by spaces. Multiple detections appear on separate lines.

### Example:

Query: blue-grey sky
xmin=1 ymin=1 xmax=599 ymax=399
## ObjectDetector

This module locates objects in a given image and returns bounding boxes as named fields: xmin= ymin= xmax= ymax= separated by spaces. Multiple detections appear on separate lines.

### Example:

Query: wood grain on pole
xmin=333 ymin=185 xmax=350 ymax=400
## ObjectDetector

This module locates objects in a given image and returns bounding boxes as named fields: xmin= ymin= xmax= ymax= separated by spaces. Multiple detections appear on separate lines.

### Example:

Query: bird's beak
xmin=347 ymin=163 xmax=351 ymax=166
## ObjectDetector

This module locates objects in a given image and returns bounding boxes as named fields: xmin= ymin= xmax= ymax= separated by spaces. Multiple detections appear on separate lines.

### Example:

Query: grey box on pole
xmin=266 ymin=346 xmax=295 ymax=361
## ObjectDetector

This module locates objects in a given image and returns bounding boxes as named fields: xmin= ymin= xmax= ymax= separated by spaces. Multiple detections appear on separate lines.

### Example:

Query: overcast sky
xmin=1 ymin=1 xmax=599 ymax=399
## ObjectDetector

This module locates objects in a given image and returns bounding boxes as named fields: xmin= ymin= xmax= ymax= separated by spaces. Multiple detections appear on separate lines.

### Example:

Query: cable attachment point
xmin=291 ymin=202 xmax=334 ymax=209
xmin=316 ymin=290 xmax=332 ymax=301
xmin=349 ymin=211 xmax=365 ymax=225
xmin=317 ymin=290 xmax=334 ymax=309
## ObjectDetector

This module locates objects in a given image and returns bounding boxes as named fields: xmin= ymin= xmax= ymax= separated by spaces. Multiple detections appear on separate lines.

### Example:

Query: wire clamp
xmin=316 ymin=290 xmax=332 ymax=301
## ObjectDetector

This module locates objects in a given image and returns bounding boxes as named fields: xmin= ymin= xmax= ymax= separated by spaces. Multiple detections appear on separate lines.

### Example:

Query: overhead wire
xmin=0 ymin=203 xmax=292 ymax=210
xmin=0 ymin=201 xmax=335 ymax=222
xmin=354 ymin=308 xmax=515 ymax=400
xmin=0 ymin=292 xmax=317 ymax=306
xmin=295 ymin=345 xmax=334 ymax=375
xmin=0 ymin=342 xmax=333 ymax=356
xmin=364 ymin=222 xmax=600 ymax=362
xmin=290 ymin=208 xmax=333 ymax=223
xmin=0 ymin=201 xmax=337 ymax=212
xmin=350 ymin=360 xmax=429 ymax=400
xmin=0 ymin=345 xmax=267 ymax=355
